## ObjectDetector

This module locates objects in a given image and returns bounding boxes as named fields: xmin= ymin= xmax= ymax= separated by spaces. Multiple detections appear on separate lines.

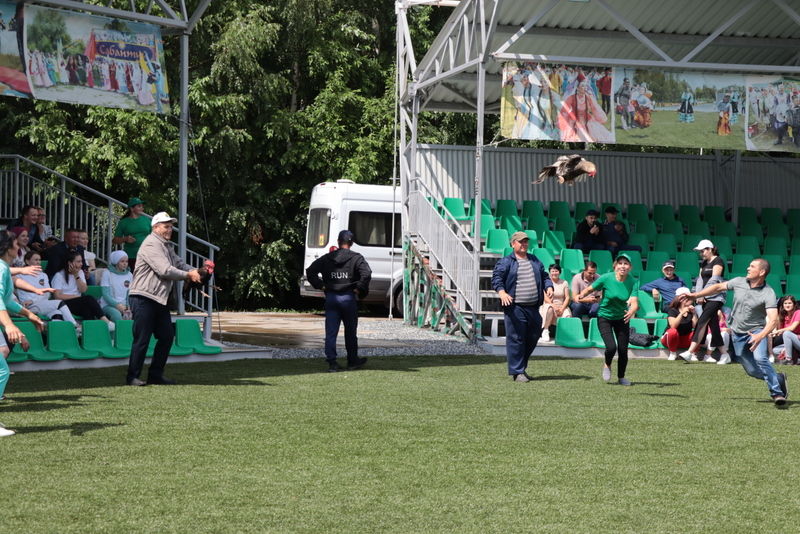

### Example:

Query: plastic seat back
xmin=626 ymin=204 xmax=649 ymax=226
xmin=731 ymin=253 xmax=755 ymax=277
xmin=736 ymin=235 xmax=761 ymax=256
xmin=653 ymin=234 xmax=678 ymax=258
xmin=628 ymin=233 xmax=650 ymax=253
xmin=494 ymin=199 xmax=518 ymax=219
xmin=675 ymin=251 xmax=698 ymax=274
xmin=7 ymin=321 xmax=64 ymax=362
xmin=47 ymin=321 xmax=100 ymax=360
xmin=704 ymin=206 xmax=727 ymax=227
xmin=762 ymin=254 xmax=787 ymax=280
xmin=175 ymin=319 xmax=222 ymax=354
xmin=653 ymin=204 xmax=675 ymax=227
xmin=484 ymin=229 xmax=510 ymax=254
xmin=442 ymin=197 xmax=469 ymax=220
xmin=761 ymin=207 xmax=784 ymax=228
xmin=114 ymin=319 xmax=135 ymax=351
xmin=786 ymin=274 xmax=800 ymax=295
xmin=635 ymin=290 xmax=666 ymax=320
xmin=548 ymin=201 xmax=571 ymax=223
xmin=559 ymin=248 xmax=585 ymax=277
xmin=739 ymin=222 xmax=764 ymax=245
xmin=468 ymin=198 xmax=493 ymax=218
xmin=470 ymin=214 xmax=495 ymax=239
xmin=714 ymin=221 xmax=738 ymax=243
xmin=763 ymin=236 xmax=788 ymax=258
xmin=587 ymin=318 xmax=607 ymax=348
xmin=81 ymin=320 xmax=129 ymax=358
xmin=523 ymin=230 xmax=538 ymax=252
xmin=588 ymin=249 xmax=613 ymax=274
xmin=574 ymin=202 xmax=597 ymax=221
xmin=521 ymin=200 xmax=545 ymax=222
xmin=499 ymin=215 xmax=523 ymax=234
xmin=678 ymin=205 xmax=702 ymax=226
xmin=629 ymin=317 xmax=658 ymax=348
xmin=554 ymin=317 xmax=593 ymax=348
xmin=533 ymin=248 xmax=555 ymax=268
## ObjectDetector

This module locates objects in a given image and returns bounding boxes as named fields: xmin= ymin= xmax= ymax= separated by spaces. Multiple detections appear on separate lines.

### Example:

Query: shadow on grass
xmin=531 ymin=374 xmax=592 ymax=382
xmin=7 ymin=354 xmax=506 ymax=393
xmin=631 ymin=381 xmax=681 ymax=388
xmin=640 ymin=393 xmax=687 ymax=398
xmin=15 ymin=421 xmax=124 ymax=436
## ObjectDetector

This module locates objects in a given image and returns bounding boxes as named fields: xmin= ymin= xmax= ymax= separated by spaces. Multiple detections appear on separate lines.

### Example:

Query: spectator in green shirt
xmin=576 ymin=253 xmax=639 ymax=385
xmin=112 ymin=197 xmax=150 ymax=272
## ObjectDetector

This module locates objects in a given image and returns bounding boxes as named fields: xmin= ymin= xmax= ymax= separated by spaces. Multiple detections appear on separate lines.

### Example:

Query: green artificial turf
xmin=1 ymin=355 xmax=797 ymax=533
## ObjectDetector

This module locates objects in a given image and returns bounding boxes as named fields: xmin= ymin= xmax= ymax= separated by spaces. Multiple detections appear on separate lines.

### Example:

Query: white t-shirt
xmin=51 ymin=269 xmax=86 ymax=297
xmin=100 ymin=271 xmax=132 ymax=308
xmin=15 ymin=272 xmax=51 ymax=304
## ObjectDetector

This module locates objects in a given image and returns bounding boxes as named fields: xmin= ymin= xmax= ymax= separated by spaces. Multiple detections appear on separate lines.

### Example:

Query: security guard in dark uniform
xmin=306 ymin=230 xmax=372 ymax=372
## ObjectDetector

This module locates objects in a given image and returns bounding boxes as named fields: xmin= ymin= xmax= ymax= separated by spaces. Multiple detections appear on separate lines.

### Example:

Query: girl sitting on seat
xmin=51 ymin=251 xmax=114 ymax=331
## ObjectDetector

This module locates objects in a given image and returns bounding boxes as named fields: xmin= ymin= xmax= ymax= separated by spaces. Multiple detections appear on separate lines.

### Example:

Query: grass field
xmin=1 ymin=355 xmax=798 ymax=533
xmin=615 ymin=110 xmax=746 ymax=150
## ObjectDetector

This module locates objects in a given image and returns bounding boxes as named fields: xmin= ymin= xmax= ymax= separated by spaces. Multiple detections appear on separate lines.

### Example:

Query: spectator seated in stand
xmin=13 ymin=250 xmax=79 ymax=329
xmin=570 ymin=261 xmax=601 ymax=318
xmin=661 ymin=287 xmax=698 ymax=361
xmin=36 ymin=206 xmax=53 ymax=241
xmin=51 ymin=251 xmax=115 ymax=331
xmin=44 ymin=228 xmax=85 ymax=282
xmin=8 ymin=227 xmax=30 ymax=268
xmin=771 ymin=296 xmax=800 ymax=365
xmin=573 ymin=209 xmax=606 ymax=253
xmin=43 ymin=236 xmax=59 ymax=250
xmin=540 ymin=263 xmax=571 ymax=341
xmin=101 ymin=250 xmax=133 ymax=322
xmin=639 ymin=261 xmax=687 ymax=313
xmin=602 ymin=206 xmax=641 ymax=257
xmin=78 ymin=230 xmax=97 ymax=285
xmin=12 ymin=205 xmax=44 ymax=252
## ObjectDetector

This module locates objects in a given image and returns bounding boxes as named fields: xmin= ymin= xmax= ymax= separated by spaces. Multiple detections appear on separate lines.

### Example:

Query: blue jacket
xmin=491 ymin=253 xmax=552 ymax=307
xmin=640 ymin=276 xmax=687 ymax=306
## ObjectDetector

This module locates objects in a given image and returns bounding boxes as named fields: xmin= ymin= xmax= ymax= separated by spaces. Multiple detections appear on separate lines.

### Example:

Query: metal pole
xmin=473 ymin=59 xmax=486 ymax=340
xmin=177 ymin=31 xmax=189 ymax=315
xmin=732 ymin=150 xmax=741 ymax=227
xmin=107 ymin=199 xmax=114 ymax=260
xmin=59 ymin=177 xmax=66 ymax=239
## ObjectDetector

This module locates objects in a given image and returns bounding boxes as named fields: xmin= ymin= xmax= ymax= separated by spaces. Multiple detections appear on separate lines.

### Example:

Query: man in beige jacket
xmin=126 ymin=212 xmax=201 ymax=386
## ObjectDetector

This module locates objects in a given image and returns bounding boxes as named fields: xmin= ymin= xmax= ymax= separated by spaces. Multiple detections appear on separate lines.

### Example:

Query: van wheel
xmin=391 ymin=286 xmax=404 ymax=318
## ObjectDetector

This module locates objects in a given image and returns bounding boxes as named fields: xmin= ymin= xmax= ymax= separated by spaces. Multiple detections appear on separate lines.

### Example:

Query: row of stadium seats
xmin=554 ymin=317 xmax=668 ymax=349
xmin=5 ymin=318 xmax=221 ymax=362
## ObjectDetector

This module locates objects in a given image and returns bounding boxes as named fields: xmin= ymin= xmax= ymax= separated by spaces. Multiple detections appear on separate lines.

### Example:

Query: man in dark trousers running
xmin=306 ymin=230 xmax=372 ymax=373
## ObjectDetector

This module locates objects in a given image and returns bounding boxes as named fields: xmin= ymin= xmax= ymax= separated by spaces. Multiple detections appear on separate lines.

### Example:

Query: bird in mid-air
xmin=534 ymin=154 xmax=597 ymax=186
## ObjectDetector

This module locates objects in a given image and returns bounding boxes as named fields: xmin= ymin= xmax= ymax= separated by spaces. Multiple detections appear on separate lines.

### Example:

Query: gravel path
xmin=219 ymin=320 xmax=491 ymax=359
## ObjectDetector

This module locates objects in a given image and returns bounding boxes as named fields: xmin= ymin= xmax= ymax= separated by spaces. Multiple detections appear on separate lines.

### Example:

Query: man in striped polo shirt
xmin=492 ymin=231 xmax=553 ymax=382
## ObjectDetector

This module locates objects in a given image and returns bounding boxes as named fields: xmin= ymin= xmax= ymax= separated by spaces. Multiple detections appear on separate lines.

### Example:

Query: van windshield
xmin=307 ymin=208 xmax=331 ymax=248
xmin=349 ymin=211 xmax=401 ymax=247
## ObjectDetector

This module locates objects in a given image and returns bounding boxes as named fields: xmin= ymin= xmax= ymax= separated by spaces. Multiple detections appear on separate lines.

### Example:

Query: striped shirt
xmin=514 ymin=257 xmax=538 ymax=305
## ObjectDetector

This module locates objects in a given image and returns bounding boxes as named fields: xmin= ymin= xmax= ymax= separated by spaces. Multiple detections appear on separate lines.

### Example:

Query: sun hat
xmin=694 ymin=239 xmax=714 ymax=251
xmin=151 ymin=212 xmax=177 ymax=227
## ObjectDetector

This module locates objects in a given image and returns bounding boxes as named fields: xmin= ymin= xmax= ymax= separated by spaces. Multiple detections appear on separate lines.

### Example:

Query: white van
xmin=300 ymin=180 xmax=403 ymax=313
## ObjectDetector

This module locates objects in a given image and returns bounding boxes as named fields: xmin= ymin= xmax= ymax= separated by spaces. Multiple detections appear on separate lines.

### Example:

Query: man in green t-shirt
xmin=113 ymin=197 xmax=151 ymax=271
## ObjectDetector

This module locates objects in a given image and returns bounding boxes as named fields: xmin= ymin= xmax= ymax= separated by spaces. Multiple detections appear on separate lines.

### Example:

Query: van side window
xmin=349 ymin=212 xmax=401 ymax=247
xmin=307 ymin=208 xmax=331 ymax=248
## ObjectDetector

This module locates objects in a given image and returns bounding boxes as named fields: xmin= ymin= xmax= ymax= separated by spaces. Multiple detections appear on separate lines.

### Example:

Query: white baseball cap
xmin=675 ymin=287 xmax=691 ymax=296
xmin=151 ymin=211 xmax=177 ymax=227
xmin=693 ymin=239 xmax=714 ymax=251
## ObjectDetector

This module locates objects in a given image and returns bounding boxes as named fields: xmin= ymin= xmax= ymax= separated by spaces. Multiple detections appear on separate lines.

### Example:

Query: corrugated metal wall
xmin=416 ymin=145 xmax=799 ymax=213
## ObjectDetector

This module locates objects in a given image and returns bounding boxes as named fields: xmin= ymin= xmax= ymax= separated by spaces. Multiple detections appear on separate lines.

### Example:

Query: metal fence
xmin=0 ymin=154 xmax=219 ymax=329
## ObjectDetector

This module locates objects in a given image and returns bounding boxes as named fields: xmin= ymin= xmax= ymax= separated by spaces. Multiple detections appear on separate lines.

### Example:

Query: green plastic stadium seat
xmin=442 ymin=197 xmax=471 ymax=222
xmin=788 ymin=255 xmax=800 ymax=276
xmin=676 ymin=271 xmax=694 ymax=287
xmin=737 ymin=207 xmax=759 ymax=227
xmin=767 ymin=274 xmax=783 ymax=295
xmin=533 ymin=248 xmax=555 ymax=269
xmin=653 ymin=318 xmax=668 ymax=348
xmin=731 ymin=253 xmax=755 ymax=277
xmin=762 ymin=254 xmax=787 ymax=281
xmin=468 ymin=198 xmax=493 ymax=218
xmin=494 ymin=199 xmax=518 ymax=219
xmin=470 ymin=214 xmax=495 ymax=240
xmin=526 ymin=215 xmax=550 ymax=243
xmin=634 ymin=220 xmax=657 ymax=244
xmin=653 ymin=204 xmax=675 ymax=227
xmin=589 ymin=249 xmax=613 ymax=274
xmin=686 ymin=221 xmax=710 ymax=237
xmin=47 ymin=321 xmax=100 ymax=360
xmin=553 ymin=217 xmax=575 ymax=238
xmin=787 ymin=209 xmax=800 ymax=235
xmin=502 ymin=246 xmax=513 ymax=256
xmin=547 ymin=201 xmax=571 ymax=226
xmin=524 ymin=230 xmax=538 ymax=252
xmin=638 ymin=270 xmax=662 ymax=286
xmin=626 ymin=204 xmax=649 ymax=226
xmin=175 ymin=319 xmax=222 ymax=355
xmin=5 ymin=321 xmax=64 ymax=362
xmin=786 ymin=274 xmax=800 ymax=295
xmin=587 ymin=318 xmax=606 ymax=348
xmin=653 ymin=234 xmax=678 ymax=258
xmin=714 ymin=221 xmax=738 ymax=243
xmin=521 ymin=200 xmax=545 ymax=223
xmin=766 ymin=223 xmax=791 ymax=243
xmin=682 ymin=234 xmax=702 ymax=253
xmin=792 ymin=237 xmax=800 ymax=257
xmin=620 ymin=250 xmax=643 ymax=276
xmin=712 ymin=236 xmax=733 ymax=263
xmin=761 ymin=207 xmax=785 ymax=228
xmin=635 ymin=291 xmax=667 ymax=320
xmin=661 ymin=220 xmax=684 ymax=240
xmin=84 ymin=285 xmax=103 ymax=299
xmin=574 ymin=202 xmax=597 ymax=222
xmin=679 ymin=205 xmax=702 ymax=226
xmin=628 ymin=233 xmax=650 ymax=253
xmin=629 ymin=318 xmax=659 ymax=348
xmin=704 ymin=206 xmax=727 ymax=228
xmin=114 ymin=320 xmax=134 ymax=352
xmin=542 ymin=230 xmax=566 ymax=258
xmin=739 ymin=222 xmax=764 ymax=245
xmin=554 ymin=317 xmax=593 ymax=348
xmin=736 ymin=235 xmax=761 ymax=256
xmin=559 ymin=248 xmax=585 ymax=276
xmin=675 ymin=251 xmax=699 ymax=274
xmin=499 ymin=215 xmax=523 ymax=234
xmin=484 ymin=229 xmax=510 ymax=255
xmin=81 ymin=320 xmax=130 ymax=358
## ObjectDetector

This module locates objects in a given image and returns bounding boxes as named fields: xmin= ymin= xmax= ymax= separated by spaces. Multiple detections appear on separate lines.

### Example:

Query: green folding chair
xmin=588 ymin=249 xmax=613 ymax=274
xmin=47 ymin=321 xmax=100 ymax=360
xmin=635 ymin=291 xmax=666 ymax=320
xmin=4 ymin=321 xmax=64 ymax=362
xmin=81 ymin=320 xmax=130 ymax=358
xmin=484 ymin=229 xmax=510 ymax=254
xmin=175 ymin=319 xmax=222 ymax=355
xmin=554 ymin=317 xmax=593 ymax=348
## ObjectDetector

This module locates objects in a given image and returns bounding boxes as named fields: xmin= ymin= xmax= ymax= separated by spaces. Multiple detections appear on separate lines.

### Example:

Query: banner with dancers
xmin=0 ymin=0 xmax=31 ymax=97
xmin=500 ymin=62 xmax=615 ymax=144
xmin=612 ymin=69 xmax=745 ymax=150
xmin=745 ymin=76 xmax=800 ymax=153
xmin=21 ymin=5 xmax=169 ymax=113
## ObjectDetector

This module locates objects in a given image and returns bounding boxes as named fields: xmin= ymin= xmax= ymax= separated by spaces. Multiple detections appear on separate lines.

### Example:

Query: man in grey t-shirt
xmin=689 ymin=258 xmax=787 ymax=406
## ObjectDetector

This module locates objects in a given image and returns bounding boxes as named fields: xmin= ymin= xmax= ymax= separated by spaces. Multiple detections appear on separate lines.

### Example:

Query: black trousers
xmin=692 ymin=300 xmax=724 ymax=347
xmin=127 ymin=294 xmax=174 ymax=382
xmin=64 ymin=295 xmax=105 ymax=320
xmin=598 ymin=317 xmax=630 ymax=378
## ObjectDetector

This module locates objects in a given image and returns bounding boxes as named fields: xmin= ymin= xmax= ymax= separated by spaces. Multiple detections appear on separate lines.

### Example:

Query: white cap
xmin=693 ymin=239 xmax=714 ymax=251
xmin=151 ymin=211 xmax=177 ymax=227
xmin=675 ymin=287 xmax=691 ymax=296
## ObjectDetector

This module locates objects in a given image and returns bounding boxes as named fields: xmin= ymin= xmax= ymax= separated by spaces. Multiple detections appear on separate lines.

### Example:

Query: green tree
xmin=26 ymin=9 xmax=69 ymax=53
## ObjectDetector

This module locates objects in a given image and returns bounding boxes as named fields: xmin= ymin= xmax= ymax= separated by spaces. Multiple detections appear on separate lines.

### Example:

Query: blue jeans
xmin=570 ymin=301 xmax=599 ymax=318
xmin=324 ymin=292 xmax=359 ymax=363
xmin=503 ymin=303 xmax=542 ymax=375
xmin=730 ymin=330 xmax=782 ymax=398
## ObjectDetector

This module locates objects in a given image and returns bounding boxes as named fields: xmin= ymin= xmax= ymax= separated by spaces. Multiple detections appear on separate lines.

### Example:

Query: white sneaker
xmin=667 ymin=352 xmax=677 ymax=361
xmin=679 ymin=350 xmax=694 ymax=362
xmin=703 ymin=354 xmax=716 ymax=363
xmin=690 ymin=354 xmax=701 ymax=362
xmin=602 ymin=366 xmax=611 ymax=382
xmin=717 ymin=353 xmax=731 ymax=365
xmin=541 ymin=330 xmax=550 ymax=342
xmin=619 ymin=377 xmax=631 ymax=386
xmin=0 ymin=424 xmax=15 ymax=437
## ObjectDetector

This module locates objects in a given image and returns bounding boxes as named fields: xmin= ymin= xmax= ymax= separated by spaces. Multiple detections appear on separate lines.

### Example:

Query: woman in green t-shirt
xmin=576 ymin=253 xmax=639 ymax=385
xmin=112 ymin=197 xmax=150 ymax=272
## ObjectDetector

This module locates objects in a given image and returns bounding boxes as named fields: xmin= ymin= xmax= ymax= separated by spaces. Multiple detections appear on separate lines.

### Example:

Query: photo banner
xmin=501 ymin=62 xmax=800 ymax=154
xmin=500 ymin=62 xmax=615 ymax=143
xmin=0 ymin=0 xmax=31 ymax=97
xmin=20 ymin=5 xmax=170 ymax=113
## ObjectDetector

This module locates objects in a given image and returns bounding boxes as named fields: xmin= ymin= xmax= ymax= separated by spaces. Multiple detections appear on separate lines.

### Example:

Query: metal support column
xmin=473 ymin=59 xmax=486 ymax=339
xmin=177 ymin=31 xmax=190 ymax=315
xmin=732 ymin=150 xmax=742 ymax=226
